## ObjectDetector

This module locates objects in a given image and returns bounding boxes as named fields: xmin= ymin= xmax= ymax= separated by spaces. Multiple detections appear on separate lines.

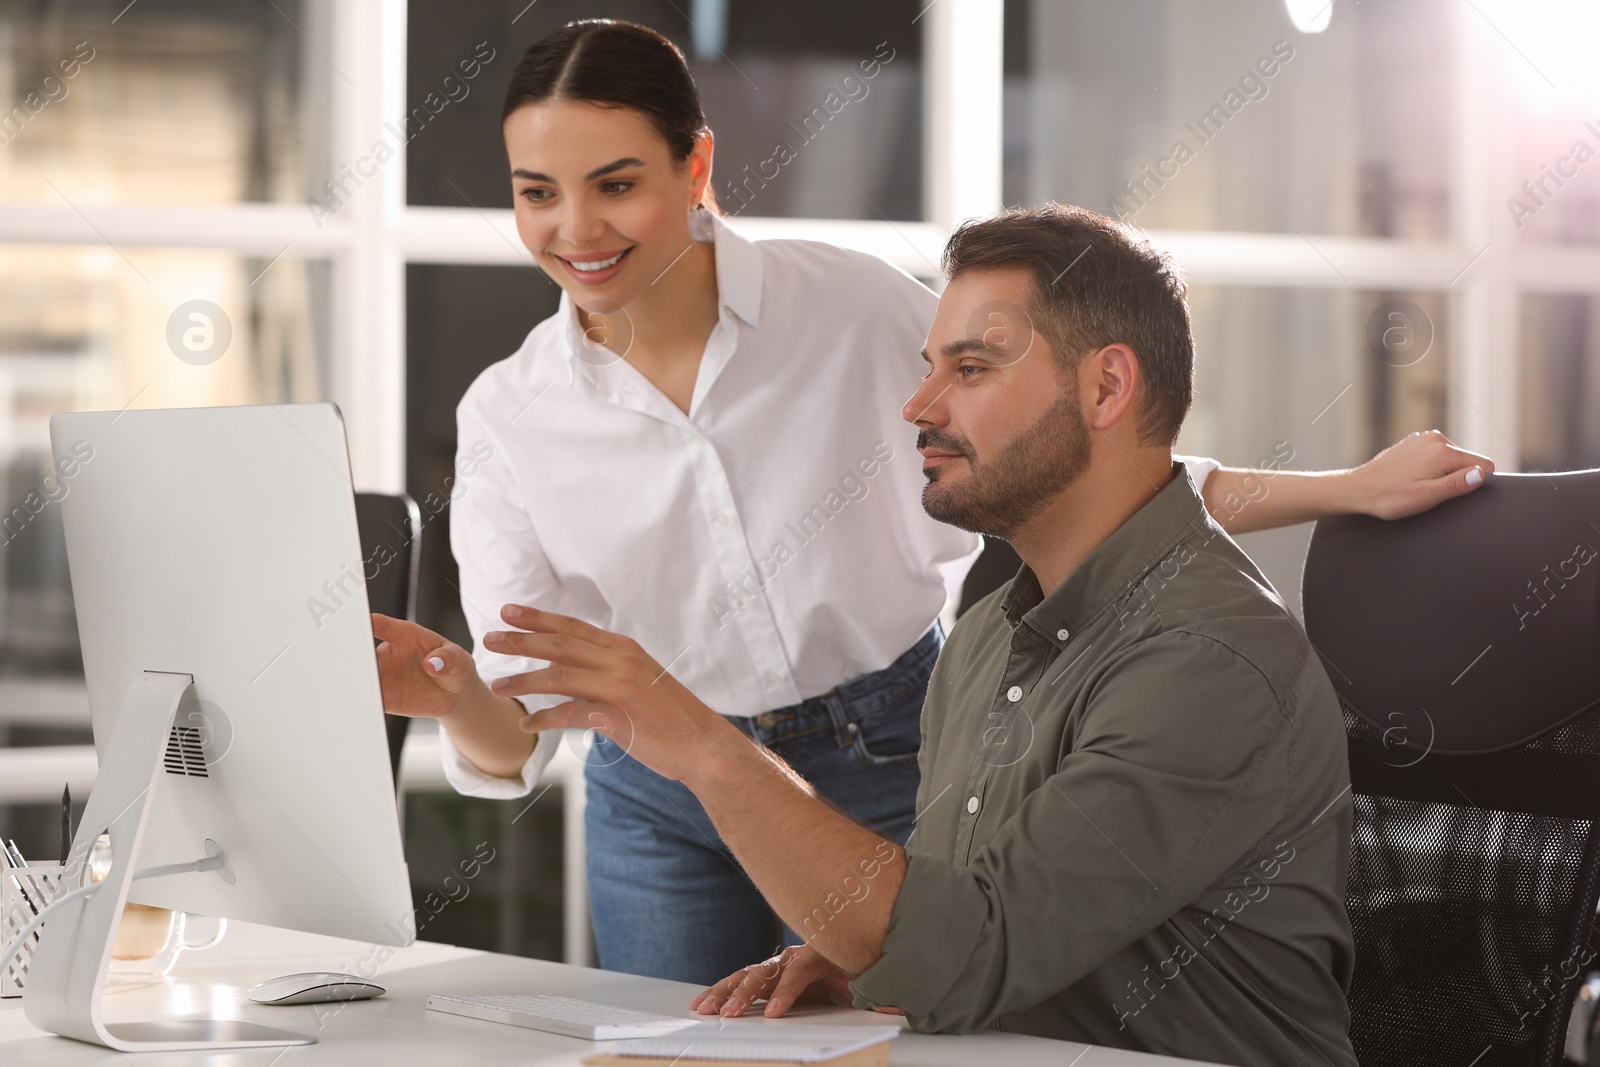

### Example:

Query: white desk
xmin=0 ymin=921 xmax=1223 ymax=1066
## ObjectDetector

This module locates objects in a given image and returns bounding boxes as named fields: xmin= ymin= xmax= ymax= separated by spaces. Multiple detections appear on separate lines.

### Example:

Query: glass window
xmin=1472 ymin=0 xmax=1600 ymax=246
xmin=0 ymin=1 xmax=312 ymax=205
xmin=1003 ymin=0 xmax=1452 ymax=239
xmin=1182 ymin=285 xmax=1451 ymax=616
xmin=1521 ymin=293 xmax=1600 ymax=470
xmin=0 ymin=248 xmax=331 ymax=745
xmin=958 ymin=284 xmax=1453 ymax=618
xmin=1509 ymin=117 xmax=1600 ymax=247
xmin=401 ymin=786 xmax=566 ymax=960
xmin=406 ymin=263 xmax=557 ymax=645
xmin=406 ymin=0 xmax=925 ymax=220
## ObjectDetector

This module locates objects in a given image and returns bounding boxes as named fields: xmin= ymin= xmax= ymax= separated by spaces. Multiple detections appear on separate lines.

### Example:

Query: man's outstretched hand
xmin=481 ymin=604 xmax=747 ymax=786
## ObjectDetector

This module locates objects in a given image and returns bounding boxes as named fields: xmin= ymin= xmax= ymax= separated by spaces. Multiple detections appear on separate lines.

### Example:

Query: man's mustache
xmin=916 ymin=429 xmax=974 ymax=460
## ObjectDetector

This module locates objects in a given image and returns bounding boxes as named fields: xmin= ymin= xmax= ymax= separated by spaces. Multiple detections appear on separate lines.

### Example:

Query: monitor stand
xmin=22 ymin=670 xmax=314 ymax=1051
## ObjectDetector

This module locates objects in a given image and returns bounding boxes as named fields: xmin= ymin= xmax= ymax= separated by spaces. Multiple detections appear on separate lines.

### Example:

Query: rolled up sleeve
xmin=438 ymin=720 xmax=562 ymax=799
xmin=850 ymin=631 xmax=1290 ymax=1033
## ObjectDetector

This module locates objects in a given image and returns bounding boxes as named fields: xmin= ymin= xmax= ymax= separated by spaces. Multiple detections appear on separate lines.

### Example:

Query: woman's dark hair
xmin=502 ymin=19 xmax=719 ymax=212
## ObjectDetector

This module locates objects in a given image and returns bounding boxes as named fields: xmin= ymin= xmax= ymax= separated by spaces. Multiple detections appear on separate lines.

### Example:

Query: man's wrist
xmin=681 ymin=716 xmax=762 ymax=796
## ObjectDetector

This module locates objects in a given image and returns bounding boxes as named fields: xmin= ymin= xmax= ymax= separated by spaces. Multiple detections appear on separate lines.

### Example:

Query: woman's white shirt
xmin=440 ymin=210 xmax=1225 ymax=798
xmin=441 ymin=210 xmax=979 ymax=797
xmin=1180 ymin=454 xmax=1219 ymax=491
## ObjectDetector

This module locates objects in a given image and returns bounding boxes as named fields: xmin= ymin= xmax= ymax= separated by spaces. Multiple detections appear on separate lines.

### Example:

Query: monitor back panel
xmin=49 ymin=403 xmax=412 ymax=945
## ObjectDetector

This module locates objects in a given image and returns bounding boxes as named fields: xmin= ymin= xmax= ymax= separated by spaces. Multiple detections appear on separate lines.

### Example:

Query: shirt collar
xmin=557 ymin=207 xmax=764 ymax=373
xmin=700 ymin=208 xmax=763 ymax=327
xmin=999 ymin=460 xmax=1213 ymax=648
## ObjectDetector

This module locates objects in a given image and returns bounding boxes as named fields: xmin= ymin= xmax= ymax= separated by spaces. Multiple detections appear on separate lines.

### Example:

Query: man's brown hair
xmin=941 ymin=203 xmax=1194 ymax=446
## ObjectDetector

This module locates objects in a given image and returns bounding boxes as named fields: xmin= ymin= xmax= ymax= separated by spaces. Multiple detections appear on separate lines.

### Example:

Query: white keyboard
xmin=425 ymin=993 xmax=700 ymax=1041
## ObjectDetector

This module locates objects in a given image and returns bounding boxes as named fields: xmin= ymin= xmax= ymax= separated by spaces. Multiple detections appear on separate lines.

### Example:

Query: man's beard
xmin=919 ymin=389 xmax=1092 ymax=541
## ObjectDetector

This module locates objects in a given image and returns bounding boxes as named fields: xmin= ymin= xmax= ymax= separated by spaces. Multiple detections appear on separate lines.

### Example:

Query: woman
xmin=373 ymin=18 xmax=1493 ymax=985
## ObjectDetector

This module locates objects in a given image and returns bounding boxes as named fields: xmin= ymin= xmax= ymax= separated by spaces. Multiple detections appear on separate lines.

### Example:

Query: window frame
xmin=0 ymin=0 xmax=1585 ymax=482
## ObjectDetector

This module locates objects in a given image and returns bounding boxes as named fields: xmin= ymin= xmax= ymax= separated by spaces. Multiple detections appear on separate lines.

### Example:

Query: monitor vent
xmin=163 ymin=725 xmax=209 ymax=778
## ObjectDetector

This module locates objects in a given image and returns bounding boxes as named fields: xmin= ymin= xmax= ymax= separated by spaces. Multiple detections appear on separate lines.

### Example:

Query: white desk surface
xmin=0 ymin=921 xmax=1224 ymax=1066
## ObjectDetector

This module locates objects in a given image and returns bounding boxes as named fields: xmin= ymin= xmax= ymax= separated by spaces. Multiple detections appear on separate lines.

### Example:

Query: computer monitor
xmin=23 ymin=403 xmax=412 ymax=1052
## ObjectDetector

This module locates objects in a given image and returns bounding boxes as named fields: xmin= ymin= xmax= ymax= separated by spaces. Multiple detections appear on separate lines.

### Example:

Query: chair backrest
xmin=1302 ymin=468 xmax=1600 ymax=1067
xmin=353 ymin=492 xmax=422 ymax=790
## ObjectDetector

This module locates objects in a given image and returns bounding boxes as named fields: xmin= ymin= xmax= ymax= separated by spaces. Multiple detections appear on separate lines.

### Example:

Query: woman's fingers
xmin=1412 ymin=429 xmax=1492 ymax=477
xmin=1441 ymin=444 xmax=1495 ymax=479
xmin=421 ymin=641 xmax=473 ymax=695
xmin=371 ymin=612 xmax=444 ymax=649
xmin=1394 ymin=458 xmax=1491 ymax=518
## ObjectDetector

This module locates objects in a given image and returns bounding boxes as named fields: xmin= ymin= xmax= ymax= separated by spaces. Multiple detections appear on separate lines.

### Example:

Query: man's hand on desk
xmin=483 ymin=604 xmax=748 ymax=786
xmin=690 ymin=945 xmax=903 ymax=1020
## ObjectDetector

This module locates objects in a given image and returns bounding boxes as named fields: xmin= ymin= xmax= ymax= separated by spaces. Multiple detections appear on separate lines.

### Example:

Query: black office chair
xmin=354 ymin=492 xmax=423 ymax=791
xmin=1302 ymin=468 xmax=1600 ymax=1067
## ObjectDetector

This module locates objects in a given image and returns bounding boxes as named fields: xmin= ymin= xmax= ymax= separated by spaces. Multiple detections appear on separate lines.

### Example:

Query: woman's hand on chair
xmin=1351 ymin=429 xmax=1495 ymax=521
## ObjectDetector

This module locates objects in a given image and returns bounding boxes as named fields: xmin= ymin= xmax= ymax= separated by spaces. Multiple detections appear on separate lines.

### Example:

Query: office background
xmin=1 ymin=0 xmax=1597 ymax=964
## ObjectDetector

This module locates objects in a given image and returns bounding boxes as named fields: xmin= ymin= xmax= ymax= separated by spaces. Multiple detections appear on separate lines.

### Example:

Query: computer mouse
xmin=247 ymin=971 xmax=387 ymax=1005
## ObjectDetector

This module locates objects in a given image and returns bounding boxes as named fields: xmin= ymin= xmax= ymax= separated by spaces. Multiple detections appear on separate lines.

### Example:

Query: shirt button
xmin=1006 ymin=685 xmax=1023 ymax=703
xmin=765 ymin=672 xmax=783 ymax=685
xmin=967 ymin=796 xmax=980 ymax=814
xmin=713 ymin=512 xmax=731 ymax=526
xmin=1057 ymin=628 xmax=1070 ymax=641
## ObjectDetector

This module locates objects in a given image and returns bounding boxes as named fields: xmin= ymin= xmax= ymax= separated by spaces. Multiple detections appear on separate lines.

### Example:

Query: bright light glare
xmin=1284 ymin=0 xmax=1334 ymax=34
xmin=1473 ymin=0 xmax=1600 ymax=112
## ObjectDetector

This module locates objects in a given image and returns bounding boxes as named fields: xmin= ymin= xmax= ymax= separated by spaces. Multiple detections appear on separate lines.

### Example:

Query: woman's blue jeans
xmin=583 ymin=626 xmax=941 ymax=985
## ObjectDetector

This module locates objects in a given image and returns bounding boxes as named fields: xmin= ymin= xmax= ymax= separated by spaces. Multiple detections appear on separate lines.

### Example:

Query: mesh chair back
xmin=354 ymin=492 xmax=422 ymax=789
xmin=1303 ymin=469 xmax=1600 ymax=1067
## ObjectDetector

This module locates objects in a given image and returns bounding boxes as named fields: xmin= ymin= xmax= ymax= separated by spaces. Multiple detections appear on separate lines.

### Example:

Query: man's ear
xmin=1083 ymin=343 xmax=1142 ymax=432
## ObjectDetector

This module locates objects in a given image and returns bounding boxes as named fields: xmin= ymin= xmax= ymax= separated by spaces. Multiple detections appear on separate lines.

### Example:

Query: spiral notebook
xmin=581 ymin=1022 xmax=899 ymax=1065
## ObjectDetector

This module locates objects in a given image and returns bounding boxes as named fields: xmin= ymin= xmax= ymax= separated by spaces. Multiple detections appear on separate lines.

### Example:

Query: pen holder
xmin=2 ymin=863 xmax=67 ymax=997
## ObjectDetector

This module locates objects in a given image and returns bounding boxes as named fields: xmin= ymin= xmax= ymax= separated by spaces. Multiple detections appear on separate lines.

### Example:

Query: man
xmin=476 ymin=204 xmax=1360 ymax=1066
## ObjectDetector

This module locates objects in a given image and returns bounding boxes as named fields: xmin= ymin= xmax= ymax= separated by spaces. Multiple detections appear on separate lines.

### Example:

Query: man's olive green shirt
xmin=851 ymin=464 xmax=1358 ymax=1067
